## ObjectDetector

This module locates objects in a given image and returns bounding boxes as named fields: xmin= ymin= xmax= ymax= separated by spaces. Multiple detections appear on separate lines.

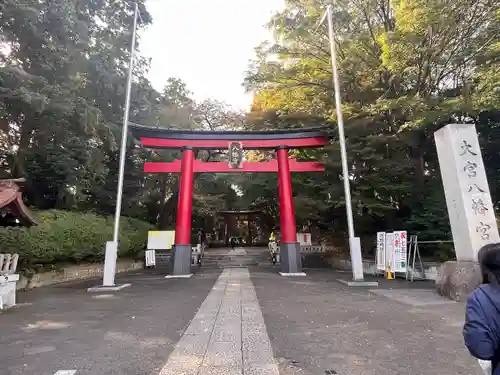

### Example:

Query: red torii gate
xmin=131 ymin=125 xmax=329 ymax=276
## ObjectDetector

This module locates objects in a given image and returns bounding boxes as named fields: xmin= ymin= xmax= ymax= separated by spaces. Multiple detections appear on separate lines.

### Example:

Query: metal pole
xmin=112 ymin=2 xmax=139 ymax=243
xmin=325 ymin=5 xmax=364 ymax=280
xmin=326 ymin=4 xmax=355 ymax=239
xmin=101 ymin=2 xmax=139 ymax=288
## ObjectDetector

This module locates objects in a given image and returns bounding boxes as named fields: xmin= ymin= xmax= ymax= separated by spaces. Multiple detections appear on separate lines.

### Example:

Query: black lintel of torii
xmin=128 ymin=122 xmax=331 ymax=141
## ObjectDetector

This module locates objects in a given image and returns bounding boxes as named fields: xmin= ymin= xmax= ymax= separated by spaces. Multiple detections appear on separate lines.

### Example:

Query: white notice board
xmin=147 ymin=231 xmax=175 ymax=250
xmin=376 ymin=232 xmax=386 ymax=271
xmin=393 ymin=231 xmax=408 ymax=272
xmin=297 ymin=233 xmax=312 ymax=246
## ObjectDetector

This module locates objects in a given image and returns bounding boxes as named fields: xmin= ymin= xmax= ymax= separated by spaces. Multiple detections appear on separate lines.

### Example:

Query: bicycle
xmin=269 ymin=240 xmax=279 ymax=265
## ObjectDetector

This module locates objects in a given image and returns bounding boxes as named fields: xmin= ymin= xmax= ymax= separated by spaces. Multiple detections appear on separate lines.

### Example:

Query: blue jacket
xmin=464 ymin=284 xmax=500 ymax=374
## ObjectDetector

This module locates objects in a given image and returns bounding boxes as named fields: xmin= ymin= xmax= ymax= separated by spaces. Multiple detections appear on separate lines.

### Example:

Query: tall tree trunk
xmin=410 ymin=131 xmax=427 ymax=189
xmin=155 ymin=170 xmax=207 ymax=230
xmin=156 ymin=174 xmax=178 ymax=230
xmin=13 ymin=121 xmax=35 ymax=178
xmin=412 ymin=147 xmax=425 ymax=189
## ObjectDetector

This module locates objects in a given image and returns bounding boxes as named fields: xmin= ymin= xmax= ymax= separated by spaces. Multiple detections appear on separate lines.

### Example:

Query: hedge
xmin=0 ymin=210 xmax=154 ymax=274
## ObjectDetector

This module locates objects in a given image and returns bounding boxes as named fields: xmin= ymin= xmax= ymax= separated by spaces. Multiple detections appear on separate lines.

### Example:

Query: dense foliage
xmin=1 ymin=0 xmax=499 ymax=261
xmin=0 ymin=210 xmax=153 ymax=273
xmin=238 ymin=0 xmax=500 ymax=258
xmin=0 ymin=0 xmax=242 ymax=233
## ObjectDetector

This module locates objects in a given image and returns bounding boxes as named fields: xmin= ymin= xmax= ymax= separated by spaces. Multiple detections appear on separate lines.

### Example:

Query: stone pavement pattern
xmin=0 ymin=270 xmax=222 ymax=375
xmin=252 ymin=269 xmax=480 ymax=375
xmin=0 ymin=247 xmax=485 ymax=375
xmin=159 ymin=268 xmax=279 ymax=375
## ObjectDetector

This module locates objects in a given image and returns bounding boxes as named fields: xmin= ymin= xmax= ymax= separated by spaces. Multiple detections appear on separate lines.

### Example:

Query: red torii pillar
xmin=132 ymin=124 xmax=328 ymax=277
xmin=276 ymin=146 xmax=303 ymax=274
xmin=171 ymin=146 xmax=195 ymax=276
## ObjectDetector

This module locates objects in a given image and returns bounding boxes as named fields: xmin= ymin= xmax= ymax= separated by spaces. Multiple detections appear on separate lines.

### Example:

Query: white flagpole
xmin=321 ymin=4 xmax=364 ymax=281
xmin=102 ymin=2 xmax=139 ymax=287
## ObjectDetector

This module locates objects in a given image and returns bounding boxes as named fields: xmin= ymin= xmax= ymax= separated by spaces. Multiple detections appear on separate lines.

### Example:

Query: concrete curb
xmin=87 ymin=283 xmax=132 ymax=292
xmin=337 ymin=279 xmax=379 ymax=287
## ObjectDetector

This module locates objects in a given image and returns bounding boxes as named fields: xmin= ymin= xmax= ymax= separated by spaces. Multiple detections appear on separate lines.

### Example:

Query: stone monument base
xmin=436 ymin=261 xmax=482 ymax=302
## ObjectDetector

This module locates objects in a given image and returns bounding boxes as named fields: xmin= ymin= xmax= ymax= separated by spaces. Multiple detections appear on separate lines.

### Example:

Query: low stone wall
xmin=328 ymin=257 xmax=440 ymax=281
xmin=16 ymin=260 xmax=143 ymax=290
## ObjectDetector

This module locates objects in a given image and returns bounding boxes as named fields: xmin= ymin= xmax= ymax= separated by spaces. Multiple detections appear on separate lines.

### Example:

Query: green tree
xmin=243 ymin=0 xmax=500 ymax=255
xmin=0 ymin=0 xmax=155 ymax=215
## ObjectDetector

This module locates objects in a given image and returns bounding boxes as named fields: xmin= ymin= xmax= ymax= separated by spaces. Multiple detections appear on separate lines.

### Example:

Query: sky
xmin=140 ymin=0 xmax=285 ymax=111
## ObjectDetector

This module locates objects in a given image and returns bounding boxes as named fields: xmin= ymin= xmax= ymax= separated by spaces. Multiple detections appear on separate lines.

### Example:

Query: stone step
xmin=152 ymin=248 xmax=268 ymax=270
xmin=203 ymin=259 xmax=258 ymax=264
xmin=203 ymin=257 xmax=257 ymax=262
xmin=201 ymin=259 xmax=258 ymax=269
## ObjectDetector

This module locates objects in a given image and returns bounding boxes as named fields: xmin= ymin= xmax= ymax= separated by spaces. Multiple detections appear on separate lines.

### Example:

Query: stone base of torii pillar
xmin=434 ymin=123 xmax=500 ymax=301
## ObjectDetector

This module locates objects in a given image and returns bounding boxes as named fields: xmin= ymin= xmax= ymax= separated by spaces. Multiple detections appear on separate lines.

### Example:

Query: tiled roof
xmin=0 ymin=180 xmax=37 ymax=226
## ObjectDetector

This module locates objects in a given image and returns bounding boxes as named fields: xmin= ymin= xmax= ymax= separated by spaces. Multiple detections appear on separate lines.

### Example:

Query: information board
xmin=297 ymin=232 xmax=312 ymax=246
xmin=147 ymin=230 xmax=175 ymax=250
xmin=376 ymin=232 xmax=386 ymax=271
xmin=393 ymin=231 xmax=408 ymax=272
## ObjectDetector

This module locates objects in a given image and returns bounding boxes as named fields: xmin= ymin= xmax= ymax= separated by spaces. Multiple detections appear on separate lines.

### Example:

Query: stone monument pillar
xmin=434 ymin=123 xmax=500 ymax=301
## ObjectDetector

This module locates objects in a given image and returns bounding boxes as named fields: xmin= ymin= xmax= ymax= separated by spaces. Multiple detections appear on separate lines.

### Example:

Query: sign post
xmin=376 ymin=232 xmax=386 ymax=272
xmin=393 ymin=231 xmax=408 ymax=273
xmin=385 ymin=233 xmax=394 ymax=279
xmin=297 ymin=232 xmax=312 ymax=246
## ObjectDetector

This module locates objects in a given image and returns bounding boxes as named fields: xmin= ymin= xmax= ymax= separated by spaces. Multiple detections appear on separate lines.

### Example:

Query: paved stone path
xmin=251 ymin=269 xmax=480 ymax=375
xmin=158 ymin=268 xmax=279 ymax=375
xmin=0 ymin=250 xmax=485 ymax=375
xmin=0 ymin=270 xmax=222 ymax=375
xmin=227 ymin=247 xmax=248 ymax=256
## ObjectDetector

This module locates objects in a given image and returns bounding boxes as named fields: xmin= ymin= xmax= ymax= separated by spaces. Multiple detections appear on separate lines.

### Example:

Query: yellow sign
xmin=147 ymin=230 xmax=175 ymax=250
xmin=165 ymin=230 xmax=175 ymax=249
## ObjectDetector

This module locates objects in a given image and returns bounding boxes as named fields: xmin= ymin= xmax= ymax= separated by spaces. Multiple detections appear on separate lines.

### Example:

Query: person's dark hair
xmin=478 ymin=243 xmax=500 ymax=285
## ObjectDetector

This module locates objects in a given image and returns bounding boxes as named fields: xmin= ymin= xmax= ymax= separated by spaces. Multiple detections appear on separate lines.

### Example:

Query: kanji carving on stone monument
xmin=435 ymin=124 xmax=500 ymax=262
xmin=476 ymin=221 xmax=492 ymax=240
xmin=460 ymin=140 xmax=477 ymax=156
xmin=472 ymin=197 xmax=488 ymax=215
xmin=468 ymin=184 xmax=485 ymax=193
xmin=463 ymin=161 xmax=478 ymax=178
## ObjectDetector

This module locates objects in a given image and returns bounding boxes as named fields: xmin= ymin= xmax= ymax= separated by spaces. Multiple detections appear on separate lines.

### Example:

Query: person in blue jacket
xmin=463 ymin=243 xmax=500 ymax=374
